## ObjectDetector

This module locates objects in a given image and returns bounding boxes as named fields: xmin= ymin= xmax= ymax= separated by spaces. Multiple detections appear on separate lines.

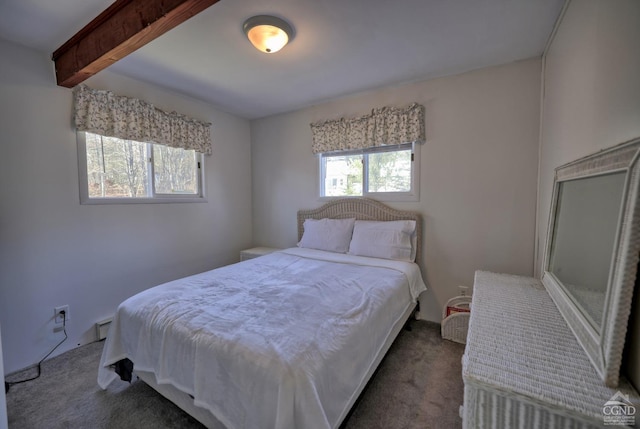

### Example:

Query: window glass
xmin=323 ymin=154 xmax=363 ymax=196
xmin=153 ymin=145 xmax=199 ymax=195
xmin=320 ymin=143 xmax=418 ymax=201
xmin=86 ymin=133 xmax=149 ymax=198
xmin=79 ymin=132 xmax=204 ymax=203
xmin=367 ymin=149 xmax=412 ymax=193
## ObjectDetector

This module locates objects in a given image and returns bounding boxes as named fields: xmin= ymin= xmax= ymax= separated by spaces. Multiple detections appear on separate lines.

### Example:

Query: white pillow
xmin=348 ymin=220 xmax=417 ymax=261
xmin=297 ymin=218 xmax=356 ymax=253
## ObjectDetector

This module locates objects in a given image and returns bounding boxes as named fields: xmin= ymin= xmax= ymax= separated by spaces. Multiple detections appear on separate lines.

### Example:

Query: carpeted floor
xmin=5 ymin=320 xmax=465 ymax=429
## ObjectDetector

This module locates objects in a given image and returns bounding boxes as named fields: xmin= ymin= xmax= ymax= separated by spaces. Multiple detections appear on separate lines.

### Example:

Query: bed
xmin=97 ymin=198 xmax=427 ymax=429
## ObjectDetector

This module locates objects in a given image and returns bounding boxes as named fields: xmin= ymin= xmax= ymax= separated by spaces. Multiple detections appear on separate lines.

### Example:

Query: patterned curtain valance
xmin=310 ymin=103 xmax=425 ymax=154
xmin=73 ymin=85 xmax=212 ymax=155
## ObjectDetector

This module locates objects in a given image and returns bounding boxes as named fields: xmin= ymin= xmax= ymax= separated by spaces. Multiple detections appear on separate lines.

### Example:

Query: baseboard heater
xmin=95 ymin=317 xmax=113 ymax=340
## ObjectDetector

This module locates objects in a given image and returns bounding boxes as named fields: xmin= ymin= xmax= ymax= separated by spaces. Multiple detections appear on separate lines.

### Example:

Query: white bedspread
xmin=98 ymin=248 xmax=426 ymax=429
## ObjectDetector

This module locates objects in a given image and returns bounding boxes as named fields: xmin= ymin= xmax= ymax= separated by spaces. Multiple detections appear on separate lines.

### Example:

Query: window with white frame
xmin=319 ymin=143 xmax=419 ymax=201
xmin=73 ymin=85 xmax=211 ymax=204
xmin=77 ymin=132 xmax=204 ymax=203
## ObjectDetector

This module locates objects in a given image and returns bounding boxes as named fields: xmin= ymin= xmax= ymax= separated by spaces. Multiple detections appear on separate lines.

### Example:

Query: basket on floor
xmin=441 ymin=295 xmax=471 ymax=344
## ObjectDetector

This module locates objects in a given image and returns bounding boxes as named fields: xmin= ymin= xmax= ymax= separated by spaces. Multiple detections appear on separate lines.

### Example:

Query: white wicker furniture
xmin=542 ymin=138 xmax=640 ymax=387
xmin=463 ymin=271 xmax=639 ymax=429
xmin=441 ymin=296 xmax=471 ymax=344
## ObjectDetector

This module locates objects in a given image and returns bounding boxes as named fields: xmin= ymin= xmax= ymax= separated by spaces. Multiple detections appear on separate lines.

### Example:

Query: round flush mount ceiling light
xmin=243 ymin=15 xmax=294 ymax=54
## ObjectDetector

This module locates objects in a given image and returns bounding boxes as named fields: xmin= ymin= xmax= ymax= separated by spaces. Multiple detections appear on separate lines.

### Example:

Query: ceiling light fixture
xmin=243 ymin=15 xmax=294 ymax=54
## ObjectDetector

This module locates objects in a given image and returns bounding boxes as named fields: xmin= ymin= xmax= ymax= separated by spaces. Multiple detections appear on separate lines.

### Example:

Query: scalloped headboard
xmin=297 ymin=198 xmax=424 ymax=275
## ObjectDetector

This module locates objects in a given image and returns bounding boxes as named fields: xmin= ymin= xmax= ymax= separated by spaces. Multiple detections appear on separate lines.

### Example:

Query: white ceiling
xmin=0 ymin=0 xmax=564 ymax=119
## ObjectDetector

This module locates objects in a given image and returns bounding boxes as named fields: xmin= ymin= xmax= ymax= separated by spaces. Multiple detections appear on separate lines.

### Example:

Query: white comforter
xmin=98 ymin=248 xmax=426 ymax=429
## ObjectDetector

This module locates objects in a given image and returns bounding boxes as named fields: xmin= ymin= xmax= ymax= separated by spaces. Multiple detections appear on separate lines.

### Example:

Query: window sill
xmin=80 ymin=196 xmax=208 ymax=205
xmin=318 ymin=193 xmax=419 ymax=203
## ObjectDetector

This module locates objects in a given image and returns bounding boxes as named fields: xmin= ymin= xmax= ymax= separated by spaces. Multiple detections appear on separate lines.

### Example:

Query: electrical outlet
xmin=458 ymin=286 xmax=469 ymax=297
xmin=54 ymin=305 xmax=69 ymax=324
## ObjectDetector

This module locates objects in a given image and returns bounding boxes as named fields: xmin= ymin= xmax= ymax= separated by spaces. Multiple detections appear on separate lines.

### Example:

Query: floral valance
xmin=73 ymin=85 xmax=212 ymax=155
xmin=310 ymin=103 xmax=425 ymax=154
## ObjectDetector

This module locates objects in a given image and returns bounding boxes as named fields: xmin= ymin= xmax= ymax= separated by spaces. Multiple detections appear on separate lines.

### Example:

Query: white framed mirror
xmin=542 ymin=137 xmax=640 ymax=388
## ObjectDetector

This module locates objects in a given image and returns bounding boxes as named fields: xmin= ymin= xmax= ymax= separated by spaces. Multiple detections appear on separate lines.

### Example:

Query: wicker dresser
xmin=462 ymin=271 xmax=639 ymax=429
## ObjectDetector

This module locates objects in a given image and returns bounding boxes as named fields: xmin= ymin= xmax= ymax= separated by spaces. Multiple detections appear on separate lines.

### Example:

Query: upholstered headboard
xmin=297 ymin=198 xmax=424 ymax=275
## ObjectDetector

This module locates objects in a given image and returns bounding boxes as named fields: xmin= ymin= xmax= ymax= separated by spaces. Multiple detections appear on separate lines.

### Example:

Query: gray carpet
xmin=5 ymin=320 xmax=464 ymax=429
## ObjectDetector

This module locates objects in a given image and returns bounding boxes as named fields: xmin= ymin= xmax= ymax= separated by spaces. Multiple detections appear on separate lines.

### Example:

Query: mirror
xmin=543 ymin=138 xmax=640 ymax=388
xmin=549 ymin=172 xmax=626 ymax=330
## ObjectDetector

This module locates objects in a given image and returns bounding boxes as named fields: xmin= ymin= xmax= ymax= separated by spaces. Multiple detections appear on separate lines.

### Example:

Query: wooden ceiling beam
xmin=52 ymin=0 xmax=219 ymax=88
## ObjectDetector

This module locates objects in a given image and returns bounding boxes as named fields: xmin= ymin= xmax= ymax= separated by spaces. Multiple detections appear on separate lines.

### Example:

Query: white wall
xmin=537 ymin=0 xmax=640 ymax=389
xmin=0 ymin=38 xmax=253 ymax=374
xmin=536 ymin=0 xmax=640 ymax=273
xmin=251 ymin=59 xmax=542 ymax=322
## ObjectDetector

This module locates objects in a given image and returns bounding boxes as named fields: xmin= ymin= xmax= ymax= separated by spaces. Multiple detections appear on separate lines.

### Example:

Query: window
xmin=319 ymin=143 xmax=419 ymax=201
xmin=77 ymin=132 xmax=205 ymax=203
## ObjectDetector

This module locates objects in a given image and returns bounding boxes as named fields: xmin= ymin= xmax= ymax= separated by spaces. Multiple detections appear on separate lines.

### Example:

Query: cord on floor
xmin=5 ymin=311 xmax=68 ymax=393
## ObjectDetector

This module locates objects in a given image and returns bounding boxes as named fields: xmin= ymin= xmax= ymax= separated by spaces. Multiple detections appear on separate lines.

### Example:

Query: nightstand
xmin=240 ymin=247 xmax=281 ymax=261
